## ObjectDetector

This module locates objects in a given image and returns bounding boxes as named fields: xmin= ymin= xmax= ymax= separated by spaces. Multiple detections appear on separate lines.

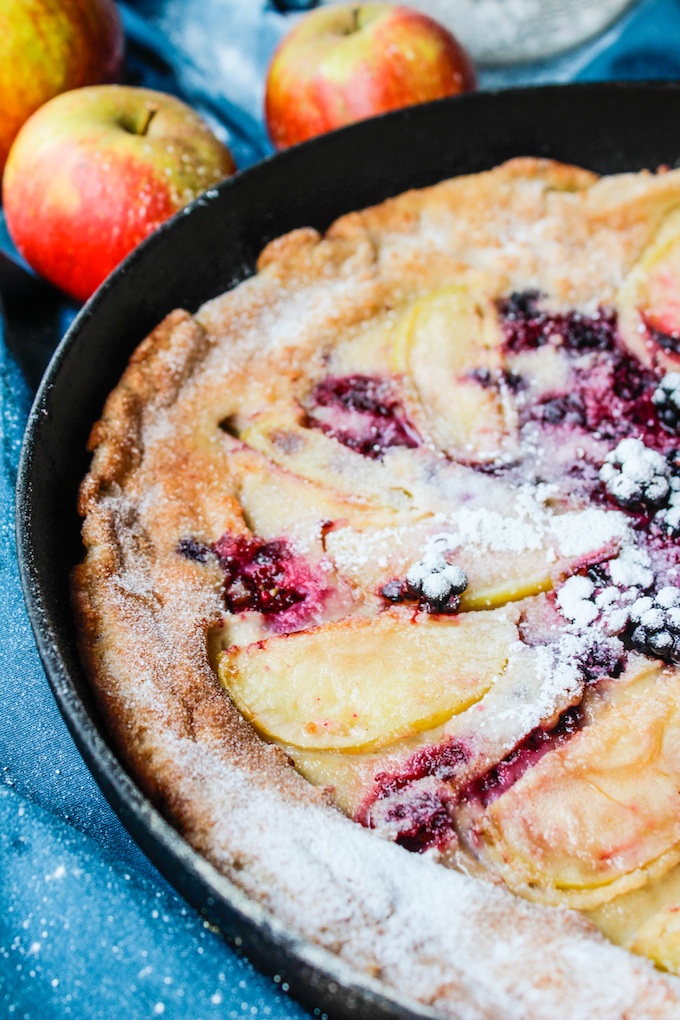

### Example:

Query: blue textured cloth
xmin=1 ymin=1 xmax=679 ymax=1016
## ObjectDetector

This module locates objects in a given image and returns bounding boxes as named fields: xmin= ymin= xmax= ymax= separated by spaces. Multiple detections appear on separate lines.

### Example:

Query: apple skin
xmin=0 ymin=0 xmax=124 ymax=175
xmin=3 ymin=85 xmax=237 ymax=303
xmin=265 ymin=3 xmax=476 ymax=150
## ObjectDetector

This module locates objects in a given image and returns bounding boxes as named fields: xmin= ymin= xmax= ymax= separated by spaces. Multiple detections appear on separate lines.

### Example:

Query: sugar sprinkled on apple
xmin=265 ymin=2 xmax=476 ymax=150
xmin=3 ymin=85 xmax=237 ymax=303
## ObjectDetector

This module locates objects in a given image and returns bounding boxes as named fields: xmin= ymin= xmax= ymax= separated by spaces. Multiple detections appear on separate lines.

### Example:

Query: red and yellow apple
xmin=3 ymin=85 xmax=237 ymax=303
xmin=265 ymin=3 xmax=476 ymax=150
xmin=0 ymin=0 xmax=124 ymax=174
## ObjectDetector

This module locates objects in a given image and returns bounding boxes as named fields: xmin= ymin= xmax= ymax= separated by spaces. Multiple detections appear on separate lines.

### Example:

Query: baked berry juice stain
xmin=304 ymin=374 xmax=420 ymax=459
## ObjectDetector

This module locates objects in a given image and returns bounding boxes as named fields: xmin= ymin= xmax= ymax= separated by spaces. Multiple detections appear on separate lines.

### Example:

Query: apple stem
xmin=351 ymin=5 xmax=360 ymax=32
xmin=138 ymin=105 xmax=158 ymax=136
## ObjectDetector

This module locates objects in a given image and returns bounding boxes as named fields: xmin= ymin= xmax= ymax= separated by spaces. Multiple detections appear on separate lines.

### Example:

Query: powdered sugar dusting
xmin=556 ymin=575 xmax=599 ymax=627
xmin=335 ymin=499 xmax=629 ymax=573
xmin=551 ymin=507 xmax=629 ymax=556
xmin=609 ymin=544 xmax=654 ymax=589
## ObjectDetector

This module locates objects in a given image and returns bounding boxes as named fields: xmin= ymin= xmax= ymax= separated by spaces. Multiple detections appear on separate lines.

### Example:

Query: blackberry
xmin=599 ymin=437 xmax=670 ymax=511
xmin=656 ymin=476 xmax=680 ymax=536
xmin=556 ymin=574 xmax=631 ymax=636
xmin=628 ymin=587 xmax=680 ymax=663
xmin=498 ymin=291 xmax=617 ymax=354
xmin=406 ymin=549 xmax=468 ymax=614
xmin=307 ymin=374 xmax=420 ymax=459
xmin=382 ymin=543 xmax=468 ymax=614
xmin=177 ymin=537 xmax=210 ymax=563
xmin=556 ymin=545 xmax=655 ymax=638
xmin=652 ymin=372 xmax=680 ymax=431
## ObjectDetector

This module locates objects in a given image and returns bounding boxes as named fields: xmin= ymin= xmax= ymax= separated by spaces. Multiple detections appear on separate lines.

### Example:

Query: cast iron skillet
xmin=16 ymin=83 xmax=680 ymax=1020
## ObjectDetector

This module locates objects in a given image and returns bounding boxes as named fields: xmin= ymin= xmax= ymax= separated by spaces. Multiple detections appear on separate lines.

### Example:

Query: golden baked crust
xmin=73 ymin=158 xmax=680 ymax=1017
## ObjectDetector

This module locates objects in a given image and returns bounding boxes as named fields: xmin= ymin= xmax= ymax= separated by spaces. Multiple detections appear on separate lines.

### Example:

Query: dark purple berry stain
xmin=577 ymin=348 xmax=665 ymax=449
xmin=465 ymin=367 xmax=523 ymax=392
xmin=498 ymin=291 xmax=675 ymax=452
xmin=379 ymin=789 xmax=455 ymax=854
xmin=370 ymin=739 xmax=472 ymax=803
xmin=533 ymin=393 xmax=587 ymax=427
xmin=305 ymin=374 xmax=420 ymax=459
xmin=358 ymin=704 xmax=586 ymax=854
xmin=578 ymin=643 xmax=625 ymax=684
xmin=459 ymin=705 xmax=584 ymax=810
xmin=643 ymin=312 xmax=680 ymax=356
xmin=211 ymin=533 xmax=326 ymax=633
xmin=355 ymin=739 xmax=471 ymax=853
xmin=499 ymin=291 xmax=618 ymax=354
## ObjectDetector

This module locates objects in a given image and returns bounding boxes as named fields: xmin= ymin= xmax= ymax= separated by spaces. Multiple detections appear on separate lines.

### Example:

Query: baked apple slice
xmin=324 ymin=503 xmax=626 ymax=611
xmin=238 ymin=403 xmax=420 ymax=510
xmin=237 ymin=398 xmax=510 ymax=516
xmin=618 ymin=208 xmax=680 ymax=370
xmin=391 ymin=285 xmax=516 ymax=461
xmin=217 ymin=606 xmax=516 ymax=753
xmin=587 ymin=840 xmax=680 ymax=974
xmin=629 ymin=899 xmax=680 ymax=974
xmin=325 ymin=519 xmax=556 ymax=610
xmin=482 ymin=664 xmax=680 ymax=909
xmin=231 ymin=452 xmax=403 ymax=549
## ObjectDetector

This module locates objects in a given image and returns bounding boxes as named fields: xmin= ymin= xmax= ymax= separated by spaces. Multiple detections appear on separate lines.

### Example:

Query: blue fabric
xmin=0 ymin=789 xmax=305 ymax=1020
xmin=1 ymin=1 xmax=679 ymax=1016
xmin=577 ymin=0 xmax=680 ymax=81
